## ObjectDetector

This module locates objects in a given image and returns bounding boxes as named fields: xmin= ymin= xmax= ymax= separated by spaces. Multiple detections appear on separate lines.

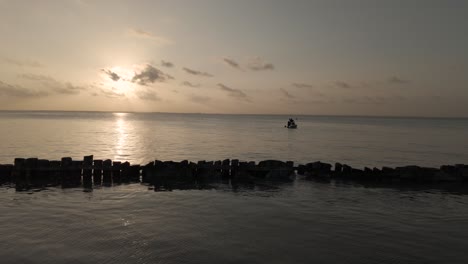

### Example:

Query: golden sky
xmin=1 ymin=0 xmax=467 ymax=116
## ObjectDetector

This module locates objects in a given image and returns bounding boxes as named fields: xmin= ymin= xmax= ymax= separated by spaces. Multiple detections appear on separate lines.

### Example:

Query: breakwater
xmin=1 ymin=155 xmax=468 ymax=190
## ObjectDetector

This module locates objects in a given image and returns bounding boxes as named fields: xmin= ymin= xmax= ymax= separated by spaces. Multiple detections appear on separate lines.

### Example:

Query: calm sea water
xmin=1 ymin=111 xmax=468 ymax=263
xmin=0 ymin=111 xmax=467 ymax=167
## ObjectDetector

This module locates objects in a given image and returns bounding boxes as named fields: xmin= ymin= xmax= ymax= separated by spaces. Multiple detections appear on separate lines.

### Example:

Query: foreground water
xmin=0 ymin=111 xmax=467 ymax=168
xmin=1 ymin=180 xmax=468 ymax=264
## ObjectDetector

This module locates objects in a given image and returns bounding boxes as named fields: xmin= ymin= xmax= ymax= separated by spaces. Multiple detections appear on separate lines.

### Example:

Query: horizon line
xmin=0 ymin=109 xmax=467 ymax=119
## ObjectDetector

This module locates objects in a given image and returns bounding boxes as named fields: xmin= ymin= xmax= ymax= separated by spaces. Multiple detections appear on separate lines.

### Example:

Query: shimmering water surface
xmin=1 ymin=111 xmax=467 ymax=167
xmin=1 ymin=111 xmax=468 ymax=263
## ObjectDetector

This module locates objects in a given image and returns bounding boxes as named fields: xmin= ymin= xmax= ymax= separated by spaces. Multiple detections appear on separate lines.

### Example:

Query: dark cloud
xmin=181 ymin=81 xmax=201 ymax=88
xmin=334 ymin=81 xmax=352 ymax=89
xmin=218 ymin=83 xmax=251 ymax=102
xmin=19 ymin=74 xmax=86 ymax=95
xmin=388 ymin=76 xmax=411 ymax=84
xmin=280 ymin=88 xmax=295 ymax=99
xmin=183 ymin=67 xmax=213 ymax=77
xmin=247 ymin=57 xmax=274 ymax=71
xmin=0 ymin=80 xmax=49 ymax=97
xmin=161 ymin=60 xmax=174 ymax=68
xmin=137 ymin=90 xmax=161 ymax=101
xmin=223 ymin=57 xmax=241 ymax=70
xmin=1 ymin=57 xmax=44 ymax=68
xmin=292 ymin=82 xmax=313 ymax=89
xmin=131 ymin=64 xmax=170 ymax=86
xmin=189 ymin=94 xmax=211 ymax=104
xmin=101 ymin=69 xmax=120 ymax=81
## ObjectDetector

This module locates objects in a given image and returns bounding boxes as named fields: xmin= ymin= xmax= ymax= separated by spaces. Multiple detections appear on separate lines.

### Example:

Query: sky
xmin=0 ymin=0 xmax=467 ymax=117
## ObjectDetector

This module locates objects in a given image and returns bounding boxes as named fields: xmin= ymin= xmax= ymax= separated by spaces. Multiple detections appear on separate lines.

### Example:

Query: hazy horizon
xmin=1 ymin=0 xmax=467 ymax=117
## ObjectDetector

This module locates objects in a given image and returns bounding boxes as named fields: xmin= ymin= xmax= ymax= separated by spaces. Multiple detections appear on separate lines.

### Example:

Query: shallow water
xmin=1 ymin=180 xmax=468 ymax=264
xmin=0 ymin=111 xmax=467 ymax=168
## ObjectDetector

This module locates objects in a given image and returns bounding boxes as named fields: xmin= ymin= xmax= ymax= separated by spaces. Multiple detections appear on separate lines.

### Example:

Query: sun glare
xmin=102 ymin=66 xmax=136 ymax=94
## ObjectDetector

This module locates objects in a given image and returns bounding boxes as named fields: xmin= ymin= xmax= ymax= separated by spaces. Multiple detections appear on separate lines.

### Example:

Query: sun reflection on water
xmin=114 ymin=113 xmax=129 ymax=161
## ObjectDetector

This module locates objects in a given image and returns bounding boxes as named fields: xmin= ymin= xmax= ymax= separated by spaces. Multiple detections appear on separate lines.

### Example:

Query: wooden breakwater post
xmin=221 ymin=159 xmax=230 ymax=179
xmin=0 ymin=164 xmax=13 ymax=183
xmin=61 ymin=158 xmax=82 ymax=187
xmin=93 ymin=160 xmax=103 ymax=185
xmin=112 ymin=161 xmax=122 ymax=183
xmin=13 ymin=158 xmax=27 ymax=190
xmin=120 ymin=161 xmax=130 ymax=182
xmin=82 ymin=155 xmax=93 ymax=187
xmin=194 ymin=160 xmax=223 ymax=182
xmin=103 ymin=159 xmax=113 ymax=185
xmin=36 ymin=159 xmax=50 ymax=184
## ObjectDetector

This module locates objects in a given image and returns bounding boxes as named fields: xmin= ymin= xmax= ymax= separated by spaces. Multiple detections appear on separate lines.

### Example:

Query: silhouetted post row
xmin=1 ymin=156 xmax=468 ymax=191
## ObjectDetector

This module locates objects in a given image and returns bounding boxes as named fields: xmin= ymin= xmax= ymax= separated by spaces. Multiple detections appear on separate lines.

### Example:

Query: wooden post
xmin=231 ymin=159 xmax=239 ymax=179
xmin=141 ymin=161 xmax=154 ymax=183
xmin=112 ymin=161 xmax=122 ymax=183
xmin=60 ymin=157 xmax=72 ymax=187
xmin=49 ymin=161 xmax=61 ymax=185
xmin=71 ymin=161 xmax=82 ymax=186
xmin=103 ymin=159 xmax=112 ymax=185
xmin=25 ymin=158 xmax=38 ymax=184
xmin=93 ymin=160 xmax=103 ymax=185
xmin=83 ymin=155 xmax=93 ymax=187
xmin=0 ymin=164 xmax=13 ymax=183
xmin=120 ymin=162 xmax=130 ymax=182
xmin=221 ymin=159 xmax=230 ymax=179
xmin=130 ymin=165 xmax=140 ymax=182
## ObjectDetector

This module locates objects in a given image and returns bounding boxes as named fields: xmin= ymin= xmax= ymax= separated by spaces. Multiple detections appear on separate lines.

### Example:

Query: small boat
xmin=285 ymin=118 xmax=298 ymax=129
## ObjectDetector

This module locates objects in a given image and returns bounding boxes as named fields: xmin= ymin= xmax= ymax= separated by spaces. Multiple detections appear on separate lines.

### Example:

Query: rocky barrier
xmin=0 ymin=155 xmax=467 ymax=191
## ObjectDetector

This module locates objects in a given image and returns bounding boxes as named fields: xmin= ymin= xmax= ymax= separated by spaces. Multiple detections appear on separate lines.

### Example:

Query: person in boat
xmin=287 ymin=118 xmax=296 ymax=128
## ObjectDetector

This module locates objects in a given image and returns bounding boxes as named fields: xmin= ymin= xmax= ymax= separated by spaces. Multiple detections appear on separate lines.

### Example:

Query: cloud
xmin=1 ymin=57 xmax=44 ymax=68
xmin=342 ymin=96 xmax=390 ymax=105
xmin=223 ymin=57 xmax=241 ymax=70
xmin=218 ymin=83 xmax=251 ymax=102
xmin=247 ymin=57 xmax=274 ymax=71
xmin=19 ymin=74 xmax=54 ymax=82
xmin=388 ymin=76 xmax=410 ymax=84
xmin=161 ymin=60 xmax=174 ymax=68
xmin=189 ymin=94 xmax=211 ymax=104
xmin=92 ymin=86 xmax=125 ymax=98
xmin=137 ymin=90 xmax=161 ymax=101
xmin=128 ymin=28 xmax=172 ymax=45
xmin=0 ymin=80 xmax=49 ymax=97
xmin=181 ymin=81 xmax=201 ymax=88
xmin=280 ymin=88 xmax=295 ymax=99
xmin=101 ymin=69 xmax=120 ymax=81
xmin=183 ymin=67 xmax=213 ymax=77
xmin=19 ymin=74 xmax=86 ymax=95
xmin=292 ymin=82 xmax=313 ymax=89
xmin=334 ymin=81 xmax=352 ymax=89
xmin=131 ymin=64 xmax=170 ymax=86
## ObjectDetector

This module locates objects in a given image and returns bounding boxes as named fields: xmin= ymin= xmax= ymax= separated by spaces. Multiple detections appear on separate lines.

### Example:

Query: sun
xmin=101 ymin=66 xmax=135 ymax=94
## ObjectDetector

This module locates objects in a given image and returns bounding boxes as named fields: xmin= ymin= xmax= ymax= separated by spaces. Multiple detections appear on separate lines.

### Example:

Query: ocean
xmin=1 ymin=111 xmax=467 ymax=167
xmin=1 ymin=111 xmax=468 ymax=263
